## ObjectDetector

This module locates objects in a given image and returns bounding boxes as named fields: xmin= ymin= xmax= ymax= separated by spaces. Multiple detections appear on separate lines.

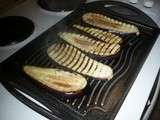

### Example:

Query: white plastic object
xmin=144 ymin=0 xmax=154 ymax=8
xmin=129 ymin=0 xmax=139 ymax=4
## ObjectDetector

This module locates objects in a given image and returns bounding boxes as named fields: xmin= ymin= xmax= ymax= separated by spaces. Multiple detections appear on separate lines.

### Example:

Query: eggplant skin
xmin=23 ymin=65 xmax=87 ymax=93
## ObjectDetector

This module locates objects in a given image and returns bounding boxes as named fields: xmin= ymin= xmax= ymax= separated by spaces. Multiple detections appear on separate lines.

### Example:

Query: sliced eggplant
xmin=59 ymin=32 xmax=120 ymax=56
xmin=76 ymin=56 xmax=88 ymax=73
xmin=72 ymin=51 xmax=84 ymax=70
xmin=82 ymin=13 xmax=139 ymax=35
xmin=73 ymin=24 xmax=122 ymax=44
xmin=23 ymin=65 xmax=87 ymax=93
xmin=47 ymin=43 xmax=113 ymax=80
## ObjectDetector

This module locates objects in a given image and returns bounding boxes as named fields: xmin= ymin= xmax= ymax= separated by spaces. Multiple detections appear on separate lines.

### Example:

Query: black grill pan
xmin=0 ymin=1 xmax=160 ymax=120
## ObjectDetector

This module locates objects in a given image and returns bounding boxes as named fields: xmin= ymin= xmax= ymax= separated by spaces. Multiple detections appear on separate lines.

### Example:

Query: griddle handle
xmin=86 ymin=1 xmax=158 ymax=28
xmin=1 ymin=82 xmax=63 ymax=120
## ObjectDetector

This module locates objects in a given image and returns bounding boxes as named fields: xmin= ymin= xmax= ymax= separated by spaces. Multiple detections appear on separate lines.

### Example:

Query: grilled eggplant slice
xmin=73 ymin=24 xmax=122 ymax=44
xmin=59 ymin=32 xmax=121 ymax=56
xmin=23 ymin=65 xmax=87 ymax=93
xmin=47 ymin=43 xmax=113 ymax=80
xmin=82 ymin=13 xmax=139 ymax=35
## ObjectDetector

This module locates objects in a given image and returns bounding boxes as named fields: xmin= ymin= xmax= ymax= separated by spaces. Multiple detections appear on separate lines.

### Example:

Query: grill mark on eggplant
xmin=64 ymin=47 xmax=78 ymax=67
xmin=100 ymin=44 xmax=110 ymax=55
xmin=97 ymin=34 xmax=103 ymax=39
xmin=92 ymin=66 xmax=102 ymax=75
xmin=73 ymin=24 xmax=123 ymax=44
xmin=110 ymin=44 xmax=120 ymax=54
xmin=110 ymin=44 xmax=117 ymax=53
xmin=52 ymin=44 xmax=66 ymax=60
xmin=92 ymin=41 xmax=103 ymax=55
xmin=81 ymin=58 xmax=92 ymax=74
xmin=50 ymin=44 xmax=73 ymax=66
xmin=75 ymin=54 xmax=85 ymax=72
xmin=80 ymin=57 xmax=90 ymax=73
xmin=91 ymin=62 xmax=99 ymax=75
xmin=60 ymin=46 xmax=75 ymax=65
xmin=48 ymin=43 xmax=63 ymax=57
xmin=95 ymin=43 xmax=105 ymax=55
xmin=72 ymin=51 xmax=83 ymax=71
xmin=106 ymin=44 xmax=114 ymax=53
xmin=59 ymin=32 xmax=120 ymax=56
xmin=87 ymin=60 xmax=96 ymax=75
xmin=97 ymin=43 xmax=108 ymax=56
xmin=55 ymin=44 xmax=69 ymax=62
xmin=94 ymin=66 xmax=103 ymax=77
xmin=47 ymin=43 xmax=113 ymax=79
xmin=91 ymin=65 xmax=98 ymax=74
xmin=68 ymin=49 xmax=79 ymax=69
xmin=77 ymin=55 xmax=87 ymax=73
xmin=57 ymin=45 xmax=70 ymax=64
xmin=82 ymin=13 xmax=140 ymax=35
xmin=111 ymin=45 xmax=120 ymax=54
xmin=105 ymin=44 xmax=113 ymax=53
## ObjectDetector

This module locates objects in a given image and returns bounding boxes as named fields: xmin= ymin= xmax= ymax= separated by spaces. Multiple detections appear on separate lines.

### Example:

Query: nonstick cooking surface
xmin=0 ymin=1 xmax=159 ymax=120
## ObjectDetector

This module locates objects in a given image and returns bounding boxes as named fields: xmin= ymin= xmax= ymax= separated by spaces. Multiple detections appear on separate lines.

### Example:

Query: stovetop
xmin=0 ymin=0 xmax=160 ymax=63
xmin=0 ymin=0 xmax=71 ymax=63
xmin=0 ymin=16 xmax=34 ymax=46
xmin=0 ymin=0 xmax=160 ymax=120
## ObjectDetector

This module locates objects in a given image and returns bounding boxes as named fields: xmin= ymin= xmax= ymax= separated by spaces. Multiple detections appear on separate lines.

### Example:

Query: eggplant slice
xmin=82 ymin=13 xmax=139 ymax=35
xmin=73 ymin=24 xmax=122 ymax=44
xmin=47 ymin=43 xmax=113 ymax=80
xmin=23 ymin=65 xmax=87 ymax=93
xmin=59 ymin=32 xmax=121 ymax=56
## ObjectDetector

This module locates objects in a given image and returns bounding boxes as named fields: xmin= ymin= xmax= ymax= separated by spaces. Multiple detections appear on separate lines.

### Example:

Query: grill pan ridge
xmin=0 ymin=1 xmax=160 ymax=120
